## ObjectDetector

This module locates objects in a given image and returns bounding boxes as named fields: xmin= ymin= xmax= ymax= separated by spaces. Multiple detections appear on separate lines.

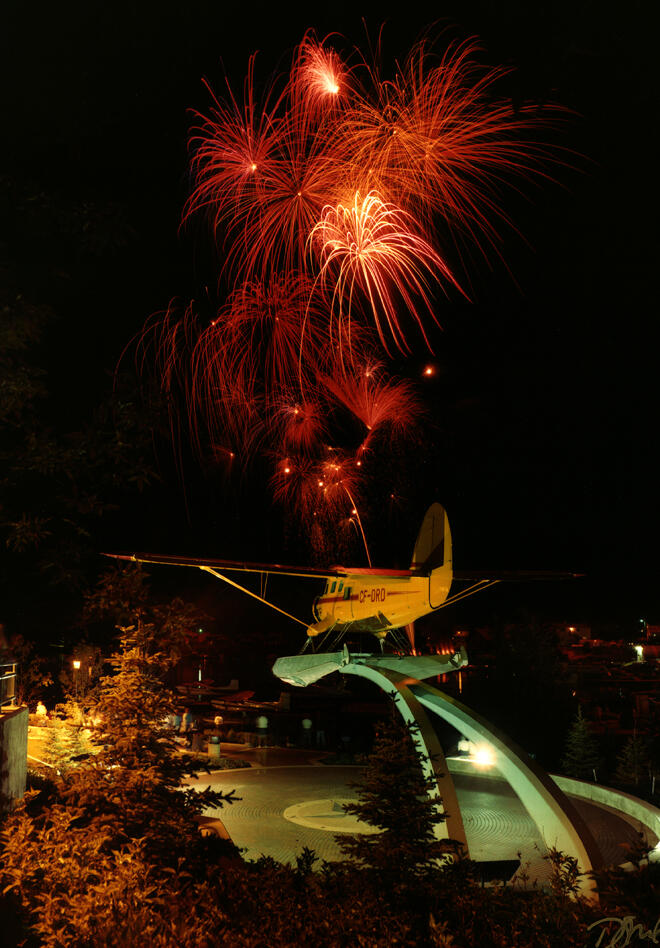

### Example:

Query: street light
xmin=73 ymin=659 xmax=81 ymax=699
xmin=471 ymin=744 xmax=496 ymax=769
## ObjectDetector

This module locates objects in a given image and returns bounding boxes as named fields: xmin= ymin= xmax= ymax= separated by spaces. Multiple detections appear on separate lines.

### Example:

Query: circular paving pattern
xmin=190 ymin=764 xmax=648 ymax=884
xmin=283 ymin=798 xmax=380 ymax=833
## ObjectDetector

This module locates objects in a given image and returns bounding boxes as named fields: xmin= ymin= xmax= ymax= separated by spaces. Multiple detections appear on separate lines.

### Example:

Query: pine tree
xmin=336 ymin=705 xmax=457 ymax=890
xmin=41 ymin=706 xmax=93 ymax=777
xmin=55 ymin=566 xmax=236 ymax=864
xmin=561 ymin=707 xmax=601 ymax=781
xmin=615 ymin=734 xmax=650 ymax=790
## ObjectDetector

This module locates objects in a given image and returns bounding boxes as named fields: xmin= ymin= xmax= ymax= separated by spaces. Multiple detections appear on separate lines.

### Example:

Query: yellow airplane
xmin=105 ymin=502 xmax=578 ymax=653
xmin=307 ymin=502 xmax=461 ymax=641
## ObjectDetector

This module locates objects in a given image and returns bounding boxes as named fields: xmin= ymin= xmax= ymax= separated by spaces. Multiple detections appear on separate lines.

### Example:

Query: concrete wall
xmin=552 ymin=774 xmax=660 ymax=855
xmin=0 ymin=706 xmax=28 ymax=807
xmin=447 ymin=757 xmax=660 ymax=861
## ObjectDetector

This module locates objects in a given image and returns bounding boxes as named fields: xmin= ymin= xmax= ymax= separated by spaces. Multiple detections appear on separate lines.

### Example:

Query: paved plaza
xmin=187 ymin=749 xmax=648 ymax=885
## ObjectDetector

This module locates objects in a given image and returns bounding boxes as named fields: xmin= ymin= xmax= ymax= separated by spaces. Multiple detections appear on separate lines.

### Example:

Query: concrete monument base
xmin=273 ymin=649 xmax=603 ymax=900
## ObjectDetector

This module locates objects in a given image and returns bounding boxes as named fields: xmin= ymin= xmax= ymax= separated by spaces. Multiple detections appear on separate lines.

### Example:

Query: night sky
xmin=3 ymin=0 xmax=657 ymax=639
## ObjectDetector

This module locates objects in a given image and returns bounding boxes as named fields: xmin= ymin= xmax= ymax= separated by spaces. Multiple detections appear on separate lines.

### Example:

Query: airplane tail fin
xmin=411 ymin=503 xmax=453 ymax=608
xmin=411 ymin=503 xmax=452 ymax=572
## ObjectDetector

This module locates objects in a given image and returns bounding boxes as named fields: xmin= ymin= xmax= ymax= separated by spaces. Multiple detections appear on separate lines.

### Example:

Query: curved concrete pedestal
xmin=340 ymin=662 xmax=469 ymax=856
xmin=274 ymin=651 xmax=603 ymax=900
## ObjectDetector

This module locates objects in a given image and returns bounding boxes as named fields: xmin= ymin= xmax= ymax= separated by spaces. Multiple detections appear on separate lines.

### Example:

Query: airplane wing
xmin=453 ymin=570 xmax=584 ymax=581
xmin=104 ymin=552 xmax=420 ymax=581
xmin=104 ymin=552 xmax=335 ymax=579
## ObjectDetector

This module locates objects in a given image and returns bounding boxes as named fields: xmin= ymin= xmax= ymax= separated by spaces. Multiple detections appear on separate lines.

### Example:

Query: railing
xmin=0 ymin=661 xmax=18 ymax=709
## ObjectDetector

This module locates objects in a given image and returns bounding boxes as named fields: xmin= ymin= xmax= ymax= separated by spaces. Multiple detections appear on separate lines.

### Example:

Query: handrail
xmin=0 ymin=661 xmax=18 ymax=709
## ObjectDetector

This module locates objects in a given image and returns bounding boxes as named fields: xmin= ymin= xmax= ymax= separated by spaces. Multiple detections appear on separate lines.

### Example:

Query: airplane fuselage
xmin=310 ymin=566 xmax=452 ymax=637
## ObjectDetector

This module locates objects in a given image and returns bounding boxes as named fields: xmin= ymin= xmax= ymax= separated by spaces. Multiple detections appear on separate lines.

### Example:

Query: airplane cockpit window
xmin=338 ymin=581 xmax=344 ymax=592
xmin=331 ymin=581 xmax=337 ymax=593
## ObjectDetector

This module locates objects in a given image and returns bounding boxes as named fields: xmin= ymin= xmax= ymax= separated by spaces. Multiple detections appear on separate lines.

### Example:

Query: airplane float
xmin=105 ymin=503 xmax=580 ymax=687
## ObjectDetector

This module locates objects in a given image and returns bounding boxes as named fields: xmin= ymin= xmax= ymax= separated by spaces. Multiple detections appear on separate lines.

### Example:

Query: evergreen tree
xmin=41 ymin=703 xmax=94 ymax=777
xmin=336 ymin=704 xmax=458 ymax=890
xmin=561 ymin=707 xmax=601 ymax=781
xmin=614 ymin=734 xmax=651 ymax=790
xmin=60 ymin=565 xmax=234 ymax=863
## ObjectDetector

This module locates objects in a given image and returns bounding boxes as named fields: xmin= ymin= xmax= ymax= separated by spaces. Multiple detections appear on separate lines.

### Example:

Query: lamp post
xmin=73 ymin=659 xmax=81 ymax=699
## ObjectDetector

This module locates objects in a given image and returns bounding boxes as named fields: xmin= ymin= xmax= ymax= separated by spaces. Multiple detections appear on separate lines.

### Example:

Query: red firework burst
xmin=271 ymin=454 xmax=321 ymax=522
xmin=245 ymin=127 xmax=339 ymax=281
xmin=344 ymin=38 xmax=564 ymax=251
xmin=317 ymin=452 xmax=362 ymax=512
xmin=187 ymin=272 xmax=332 ymax=453
xmin=184 ymin=56 xmax=283 ymax=264
xmin=288 ymin=31 xmax=347 ymax=118
xmin=271 ymin=449 xmax=360 ymax=517
xmin=275 ymin=398 xmax=328 ymax=455
xmin=311 ymin=190 xmax=464 ymax=352
xmin=320 ymin=363 xmax=423 ymax=451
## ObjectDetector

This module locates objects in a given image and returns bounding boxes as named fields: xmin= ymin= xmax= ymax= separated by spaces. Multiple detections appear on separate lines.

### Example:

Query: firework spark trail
xmin=189 ymin=320 xmax=263 ymax=462
xmin=317 ymin=454 xmax=371 ymax=564
xmin=311 ymin=190 xmax=464 ymax=353
xmin=185 ymin=36 xmax=350 ymax=285
xmin=341 ymin=484 xmax=372 ymax=566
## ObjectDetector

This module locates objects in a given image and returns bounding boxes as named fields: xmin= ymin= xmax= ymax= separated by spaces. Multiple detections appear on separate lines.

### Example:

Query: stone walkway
xmin=186 ymin=752 xmax=644 ymax=885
